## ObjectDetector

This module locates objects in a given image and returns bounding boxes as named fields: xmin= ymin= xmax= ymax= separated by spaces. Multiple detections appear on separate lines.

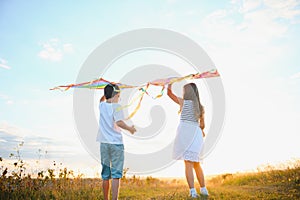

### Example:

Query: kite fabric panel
xmin=51 ymin=69 xmax=220 ymax=119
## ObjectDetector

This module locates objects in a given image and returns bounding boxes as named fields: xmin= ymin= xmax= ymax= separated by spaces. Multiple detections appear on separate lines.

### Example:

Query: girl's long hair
xmin=183 ymin=83 xmax=204 ymax=120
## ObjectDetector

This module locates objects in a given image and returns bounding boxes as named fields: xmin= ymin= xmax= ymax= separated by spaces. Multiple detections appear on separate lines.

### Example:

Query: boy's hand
xmin=129 ymin=125 xmax=136 ymax=134
xmin=116 ymin=121 xmax=136 ymax=134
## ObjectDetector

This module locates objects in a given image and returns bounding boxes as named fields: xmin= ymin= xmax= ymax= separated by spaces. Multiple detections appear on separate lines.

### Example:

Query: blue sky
xmin=1 ymin=0 xmax=300 ymax=177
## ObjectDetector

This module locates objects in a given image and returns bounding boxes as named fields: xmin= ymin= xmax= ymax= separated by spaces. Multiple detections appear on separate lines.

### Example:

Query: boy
xmin=97 ymin=84 xmax=136 ymax=200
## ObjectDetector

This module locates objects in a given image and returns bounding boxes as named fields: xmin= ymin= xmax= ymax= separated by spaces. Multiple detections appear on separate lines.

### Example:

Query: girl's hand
xmin=202 ymin=130 xmax=206 ymax=137
xmin=129 ymin=125 xmax=136 ymax=134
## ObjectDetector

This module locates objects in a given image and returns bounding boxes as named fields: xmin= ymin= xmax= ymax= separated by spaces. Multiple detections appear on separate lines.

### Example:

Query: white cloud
xmin=199 ymin=0 xmax=294 ymax=47
xmin=0 ymin=63 xmax=11 ymax=69
xmin=190 ymin=0 xmax=299 ymax=68
xmin=63 ymin=43 xmax=74 ymax=53
xmin=0 ymin=121 xmax=80 ymax=159
xmin=233 ymin=0 xmax=300 ymax=20
xmin=185 ymin=10 xmax=197 ymax=16
xmin=38 ymin=44 xmax=63 ymax=62
xmin=0 ymin=121 xmax=35 ymax=138
xmin=49 ymin=38 xmax=59 ymax=44
xmin=240 ymin=0 xmax=262 ymax=13
xmin=191 ymin=2 xmax=297 ymax=91
xmin=206 ymin=9 xmax=228 ymax=20
xmin=0 ymin=94 xmax=9 ymax=100
xmin=166 ymin=0 xmax=177 ymax=4
xmin=6 ymin=100 xmax=14 ymax=105
xmin=38 ymin=39 xmax=74 ymax=62
xmin=164 ymin=11 xmax=175 ymax=18
xmin=264 ymin=0 xmax=300 ymax=21
xmin=0 ymin=58 xmax=11 ymax=69
xmin=0 ymin=94 xmax=13 ymax=105
xmin=290 ymin=72 xmax=300 ymax=79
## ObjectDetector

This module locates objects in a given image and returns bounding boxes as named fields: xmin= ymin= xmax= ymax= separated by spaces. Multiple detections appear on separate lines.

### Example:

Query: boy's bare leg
xmin=194 ymin=162 xmax=205 ymax=187
xmin=103 ymin=180 xmax=110 ymax=200
xmin=112 ymin=178 xmax=120 ymax=200
xmin=184 ymin=160 xmax=195 ymax=188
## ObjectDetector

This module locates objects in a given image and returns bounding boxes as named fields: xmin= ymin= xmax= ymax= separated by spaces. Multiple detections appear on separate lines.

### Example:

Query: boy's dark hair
xmin=104 ymin=84 xmax=120 ymax=99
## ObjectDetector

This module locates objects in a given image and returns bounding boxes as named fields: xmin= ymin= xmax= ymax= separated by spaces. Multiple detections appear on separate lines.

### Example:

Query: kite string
xmin=124 ymin=83 xmax=150 ymax=120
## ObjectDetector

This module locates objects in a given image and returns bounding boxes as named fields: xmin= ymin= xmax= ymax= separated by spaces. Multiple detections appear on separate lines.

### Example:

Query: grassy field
xmin=0 ymin=160 xmax=299 ymax=200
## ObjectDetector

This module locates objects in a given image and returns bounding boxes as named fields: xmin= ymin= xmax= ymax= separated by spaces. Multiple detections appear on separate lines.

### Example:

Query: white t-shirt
xmin=96 ymin=102 xmax=125 ymax=144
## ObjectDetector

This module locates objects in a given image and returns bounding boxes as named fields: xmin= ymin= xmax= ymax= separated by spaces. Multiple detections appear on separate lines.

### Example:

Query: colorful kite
xmin=51 ymin=69 xmax=220 ymax=119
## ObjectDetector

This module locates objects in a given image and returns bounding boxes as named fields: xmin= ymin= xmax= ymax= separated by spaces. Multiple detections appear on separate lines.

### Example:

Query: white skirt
xmin=172 ymin=120 xmax=204 ymax=162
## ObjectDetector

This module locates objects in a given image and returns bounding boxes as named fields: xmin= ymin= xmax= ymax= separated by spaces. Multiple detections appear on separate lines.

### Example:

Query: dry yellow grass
xmin=1 ymin=151 xmax=299 ymax=200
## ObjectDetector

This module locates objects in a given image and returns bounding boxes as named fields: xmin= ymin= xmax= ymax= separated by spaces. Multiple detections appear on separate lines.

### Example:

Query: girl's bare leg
xmin=194 ymin=162 xmax=205 ymax=187
xmin=184 ymin=160 xmax=195 ymax=188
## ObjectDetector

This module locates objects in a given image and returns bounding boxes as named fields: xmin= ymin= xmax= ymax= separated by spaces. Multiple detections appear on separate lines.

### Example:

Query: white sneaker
xmin=190 ymin=193 xmax=199 ymax=198
xmin=190 ymin=188 xmax=199 ymax=198
xmin=200 ymin=187 xmax=209 ymax=196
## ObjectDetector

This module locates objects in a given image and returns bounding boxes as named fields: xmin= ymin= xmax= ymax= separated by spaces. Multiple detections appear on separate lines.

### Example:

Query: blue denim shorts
xmin=100 ymin=143 xmax=124 ymax=180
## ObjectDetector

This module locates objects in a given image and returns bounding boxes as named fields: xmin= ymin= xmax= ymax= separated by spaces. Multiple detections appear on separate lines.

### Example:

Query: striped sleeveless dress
xmin=172 ymin=100 xmax=204 ymax=162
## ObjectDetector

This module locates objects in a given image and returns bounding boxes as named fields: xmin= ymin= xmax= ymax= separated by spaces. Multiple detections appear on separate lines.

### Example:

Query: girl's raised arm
xmin=167 ymin=84 xmax=183 ymax=106
xmin=100 ymin=95 xmax=106 ymax=102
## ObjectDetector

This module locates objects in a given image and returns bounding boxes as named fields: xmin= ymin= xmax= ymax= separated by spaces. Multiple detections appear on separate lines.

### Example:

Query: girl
xmin=167 ymin=82 xmax=209 ymax=197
